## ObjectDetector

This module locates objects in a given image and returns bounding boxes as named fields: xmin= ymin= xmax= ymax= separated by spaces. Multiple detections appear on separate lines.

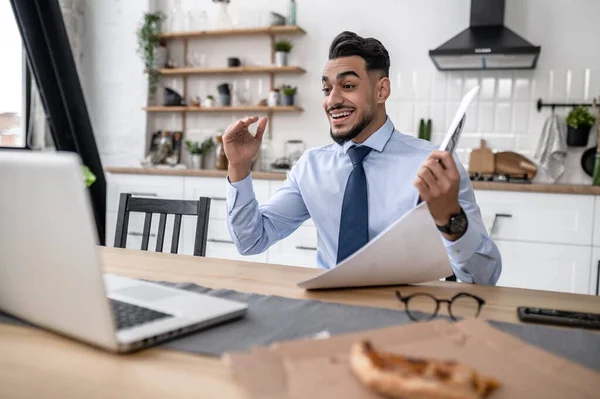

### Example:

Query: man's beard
xmin=330 ymin=108 xmax=375 ymax=145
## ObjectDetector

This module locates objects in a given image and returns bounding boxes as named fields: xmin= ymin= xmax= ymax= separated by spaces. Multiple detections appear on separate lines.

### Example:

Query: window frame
xmin=0 ymin=48 xmax=31 ymax=150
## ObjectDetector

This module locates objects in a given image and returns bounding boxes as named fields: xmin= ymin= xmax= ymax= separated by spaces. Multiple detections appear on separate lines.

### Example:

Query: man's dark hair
xmin=328 ymin=31 xmax=390 ymax=77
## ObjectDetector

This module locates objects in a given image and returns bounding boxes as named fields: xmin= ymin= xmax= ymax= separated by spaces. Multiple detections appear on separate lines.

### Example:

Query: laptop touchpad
xmin=113 ymin=285 xmax=179 ymax=302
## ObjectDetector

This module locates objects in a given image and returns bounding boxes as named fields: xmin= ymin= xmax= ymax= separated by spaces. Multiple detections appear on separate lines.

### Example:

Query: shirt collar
xmin=341 ymin=116 xmax=395 ymax=154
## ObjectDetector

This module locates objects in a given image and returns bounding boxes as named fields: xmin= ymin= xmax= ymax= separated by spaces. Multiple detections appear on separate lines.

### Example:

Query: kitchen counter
xmin=471 ymin=181 xmax=600 ymax=195
xmin=105 ymin=167 xmax=287 ymax=181
xmin=105 ymin=167 xmax=600 ymax=195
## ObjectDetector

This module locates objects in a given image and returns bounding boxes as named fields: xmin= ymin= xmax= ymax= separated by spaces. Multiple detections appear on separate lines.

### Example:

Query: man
xmin=223 ymin=31 xmax=501 ymax=285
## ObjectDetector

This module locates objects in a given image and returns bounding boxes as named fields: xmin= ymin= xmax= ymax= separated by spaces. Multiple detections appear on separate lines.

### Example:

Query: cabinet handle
xmin=130 ymin=192 xmax=158 ymax=197
xmin=129 ymin=231 xmax=156 ymax=237
xmin=596 ymin=261 xmax=600 ymax=296
xmin=211 ymin=197 xmax=227 ymax=202
xmin=490 ymin=213 xmax=513 ymax=234
xmin=207 ymin=238 xmax=234 ymax=244
xmin=296 ymin=246 xmax=317 ymax=251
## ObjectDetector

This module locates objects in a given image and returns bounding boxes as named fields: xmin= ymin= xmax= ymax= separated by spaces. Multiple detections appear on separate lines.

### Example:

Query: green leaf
xmin=136 ymin=12 xmax=166 ymax=97
xmin=82 ymin=166 xmax=96 ymax=187
xmin=566 ymin=106 xmax=596 ymax=129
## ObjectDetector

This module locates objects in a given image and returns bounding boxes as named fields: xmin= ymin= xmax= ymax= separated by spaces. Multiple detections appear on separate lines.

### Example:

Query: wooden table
xmin=2 ymin=247 xmax=600 ymax=398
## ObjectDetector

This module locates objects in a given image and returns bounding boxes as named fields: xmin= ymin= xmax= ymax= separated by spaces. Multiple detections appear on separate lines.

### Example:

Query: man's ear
xmin=377 ymin=77 xmax=391 ymax=103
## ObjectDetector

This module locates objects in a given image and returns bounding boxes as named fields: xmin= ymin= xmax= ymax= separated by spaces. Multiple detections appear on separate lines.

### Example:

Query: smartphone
xmin=517 ymin=307 xmax=600 ymax=330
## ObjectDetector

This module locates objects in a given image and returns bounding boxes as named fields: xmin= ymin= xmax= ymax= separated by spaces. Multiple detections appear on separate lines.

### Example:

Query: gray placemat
xmin=1 ymin=281 xmax=599 ymax=372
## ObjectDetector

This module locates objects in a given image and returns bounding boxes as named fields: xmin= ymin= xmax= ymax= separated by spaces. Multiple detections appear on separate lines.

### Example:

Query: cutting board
xmin=468 ymin=139 xmax=495 ymax=175
xmin=495 ymin=151 xmax=537 ymax=179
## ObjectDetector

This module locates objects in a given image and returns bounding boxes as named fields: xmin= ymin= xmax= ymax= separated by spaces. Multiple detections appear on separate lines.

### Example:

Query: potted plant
xmin=203 ymin=95 xmax=215 ymax=108
xmin=136 ymin=11 xmax=166 ymax=98
xmin=185 ymin=140 xmax=203 ymax=169
xmin=566 ymin=106 xmax=596 ymax=147
xmin=200 ymin=137 xmax=215 ymax=168
xmin=274 ymin=39 xmax=292 ymax=67
xmin=281 ymin=85 xmax=297 ymax=106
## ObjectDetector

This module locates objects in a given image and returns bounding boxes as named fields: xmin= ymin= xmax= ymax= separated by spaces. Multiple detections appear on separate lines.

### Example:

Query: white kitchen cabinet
xmin=495 ymin=240 xmax=592 ymax=294
xmin=474 ymin=191 xmax=594 ymax=246
xmin=106 ymin=174 xmax=184 ymax=212
xmin=105 ymin=211 xmax=176 ymax=253
xmin=593 ymin=196 xmax=600 ymax=247
xmin=591 ymin=247 xmax=600 ymax=296
xmin=268 ymin=223 xmax=319 ymax=268
xmin=104 ymin=173 xmax=600 ymax=295
xmin=203 ymin=220 xmax=267 ymax=263
xmin=181 ymin=176 xmax=270 ymax=261
xmin=183 ymin=176 xmax=270 ymax=220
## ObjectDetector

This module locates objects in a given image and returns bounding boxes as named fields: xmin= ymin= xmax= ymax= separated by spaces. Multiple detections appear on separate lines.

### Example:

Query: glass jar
xmin=285 ymin=140 xmax=305 ymax=165
xmin=259 ymin=139 xmax=274 ymax=171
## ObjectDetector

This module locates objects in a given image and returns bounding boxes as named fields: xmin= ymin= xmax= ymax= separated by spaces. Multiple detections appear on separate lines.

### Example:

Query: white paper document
xmin=297 ymin=86 xmax=480 ymax=290
xmin=297 ymin=203 xmax=451 ymax=289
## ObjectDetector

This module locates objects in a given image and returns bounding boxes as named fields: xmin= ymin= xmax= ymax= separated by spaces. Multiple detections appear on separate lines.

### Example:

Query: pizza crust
xmin=349 ymin=340 xmax=499 ymax=399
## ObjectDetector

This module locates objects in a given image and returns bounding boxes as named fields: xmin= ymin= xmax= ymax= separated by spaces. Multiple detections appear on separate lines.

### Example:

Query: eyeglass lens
xmin=405 ymin=294 xmax=439 ymax=321
xmin=449 ymin=294 xmax=482 ymax=319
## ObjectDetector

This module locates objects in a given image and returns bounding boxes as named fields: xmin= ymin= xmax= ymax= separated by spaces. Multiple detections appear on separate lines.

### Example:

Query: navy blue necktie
xmin=337 ymin=145 xmax=372 ymax=264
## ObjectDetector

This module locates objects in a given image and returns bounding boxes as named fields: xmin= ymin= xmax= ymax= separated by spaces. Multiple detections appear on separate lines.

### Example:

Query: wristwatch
xmin=436 ymin=207 xmax=468 ymax=236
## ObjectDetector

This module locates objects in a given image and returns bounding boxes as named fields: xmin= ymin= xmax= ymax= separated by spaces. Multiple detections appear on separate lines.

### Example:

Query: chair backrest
xmin=114 ymin=193 xmax=211 ymax=256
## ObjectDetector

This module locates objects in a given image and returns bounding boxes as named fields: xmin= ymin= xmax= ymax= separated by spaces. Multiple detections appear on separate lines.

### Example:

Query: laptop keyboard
xmin=109 ymin=299 xmax=173 ymax=330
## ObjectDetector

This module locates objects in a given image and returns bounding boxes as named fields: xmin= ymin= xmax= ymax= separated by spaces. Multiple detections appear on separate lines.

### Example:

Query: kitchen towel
xmin=533 ymin=112 xmax=567 ymax=183
xmin=1 ymin=281 xmax=599 ymax=372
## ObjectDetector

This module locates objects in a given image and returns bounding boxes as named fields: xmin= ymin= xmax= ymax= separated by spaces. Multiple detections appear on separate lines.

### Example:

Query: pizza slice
xmin=349 ymin=340 xmax=499 ymax=399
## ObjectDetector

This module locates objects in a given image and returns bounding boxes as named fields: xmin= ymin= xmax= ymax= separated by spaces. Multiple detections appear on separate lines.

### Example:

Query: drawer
xmin=205 ymin=220 xmax=267 ymax=263
xmin=268 ymin=223 xmax=318 ymax=268
xmin=106 ymin=211 xmax=183 ymax=254
xmin=184 ymin=176 xmax=270 ymax=220
xmin=495 ymin=240 xmax=592 ymax=294
xmin=180 ymin=216 xmax=267 ymax=262
xmin=474 ymin=190 xmax=595 ymax=246
xmin=106 ymin=174 xmax=184 ymax=212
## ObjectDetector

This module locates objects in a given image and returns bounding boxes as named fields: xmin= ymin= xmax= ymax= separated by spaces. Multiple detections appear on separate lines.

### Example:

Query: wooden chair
xmin=114 ymin=193 xmax=211 ymax=256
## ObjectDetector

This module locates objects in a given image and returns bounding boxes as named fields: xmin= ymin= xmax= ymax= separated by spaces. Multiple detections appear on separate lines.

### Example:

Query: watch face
xmin=449 ymin=212 xmax=468 ymax=235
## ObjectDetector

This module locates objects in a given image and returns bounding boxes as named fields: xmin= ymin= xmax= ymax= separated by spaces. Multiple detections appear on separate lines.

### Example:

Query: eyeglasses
xmin=395 ymin=291 xmax=485 ymax=321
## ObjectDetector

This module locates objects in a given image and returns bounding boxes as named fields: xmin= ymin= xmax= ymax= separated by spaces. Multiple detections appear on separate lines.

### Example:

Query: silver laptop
xmin=0 ymin=151 xmax=247 ymax=352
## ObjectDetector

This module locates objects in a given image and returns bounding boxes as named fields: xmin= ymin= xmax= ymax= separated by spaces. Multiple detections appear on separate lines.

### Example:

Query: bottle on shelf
xmin=215 ymin=135 xmax=229 ymax=170
xmin=215 ymin=1 xmax=233 ymax=29
xmin=169 ymin=0 xmax=185 ymax=31
xmin=288 ymin=0 xmax=296 ymax=25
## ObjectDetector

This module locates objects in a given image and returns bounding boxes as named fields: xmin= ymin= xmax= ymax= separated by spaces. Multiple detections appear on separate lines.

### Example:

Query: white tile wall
xmin=82 ymin=0 xmax=600 ymax=185
xmin=392 ymin=68 xmax=600 ymax=169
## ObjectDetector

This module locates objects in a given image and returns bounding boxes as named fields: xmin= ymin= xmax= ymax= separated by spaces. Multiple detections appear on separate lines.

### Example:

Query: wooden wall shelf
xmin=160 ymin=66 xmax=306 ymax=76
xmin=159 ymin=26 xmax=306 ymax=40
xmin=143 ymin=106 xmax=303 ymax=113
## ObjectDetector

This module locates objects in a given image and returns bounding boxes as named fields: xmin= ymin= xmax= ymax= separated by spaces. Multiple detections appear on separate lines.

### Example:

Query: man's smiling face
xmin=322 ymin=56 xmax=377 ymax=145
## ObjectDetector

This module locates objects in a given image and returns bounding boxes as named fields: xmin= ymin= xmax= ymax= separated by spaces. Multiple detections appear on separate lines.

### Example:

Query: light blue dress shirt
xmin=226 ymin=117 xmax=501 ymax=285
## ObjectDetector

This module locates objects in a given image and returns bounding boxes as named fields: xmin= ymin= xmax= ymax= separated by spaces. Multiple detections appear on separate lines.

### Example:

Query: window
xmin=0 ymin=1 xmax=26 ymax=148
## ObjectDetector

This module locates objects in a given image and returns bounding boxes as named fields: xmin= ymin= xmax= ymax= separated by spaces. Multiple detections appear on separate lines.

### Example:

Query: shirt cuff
xmin=440 ymin=214 xmax=481 ymax=264
xmin=226 ymin=173 xmax=256 ymax=214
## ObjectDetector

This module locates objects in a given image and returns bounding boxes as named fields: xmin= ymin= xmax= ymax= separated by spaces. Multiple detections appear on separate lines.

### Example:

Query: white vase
xmin=203 ymin=98 xmax=215 ymax=108
xmin=190 ymin=154 xmax=203 ymax=169
xmin=275 ymin=51 xmax=288 ymax=67
xmin=153 ymin=46 xmax=168 ymax=70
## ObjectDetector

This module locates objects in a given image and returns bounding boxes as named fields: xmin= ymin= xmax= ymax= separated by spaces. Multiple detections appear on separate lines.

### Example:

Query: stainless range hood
xmin=429 ymin=0 xmax=541 ymax=71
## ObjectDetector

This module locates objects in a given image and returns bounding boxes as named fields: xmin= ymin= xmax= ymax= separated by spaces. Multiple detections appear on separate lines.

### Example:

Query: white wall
xmin=82 ymin=0 xmax=150 ymax=166
xmin=84 ymin=0 xmax=600 ymax=183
